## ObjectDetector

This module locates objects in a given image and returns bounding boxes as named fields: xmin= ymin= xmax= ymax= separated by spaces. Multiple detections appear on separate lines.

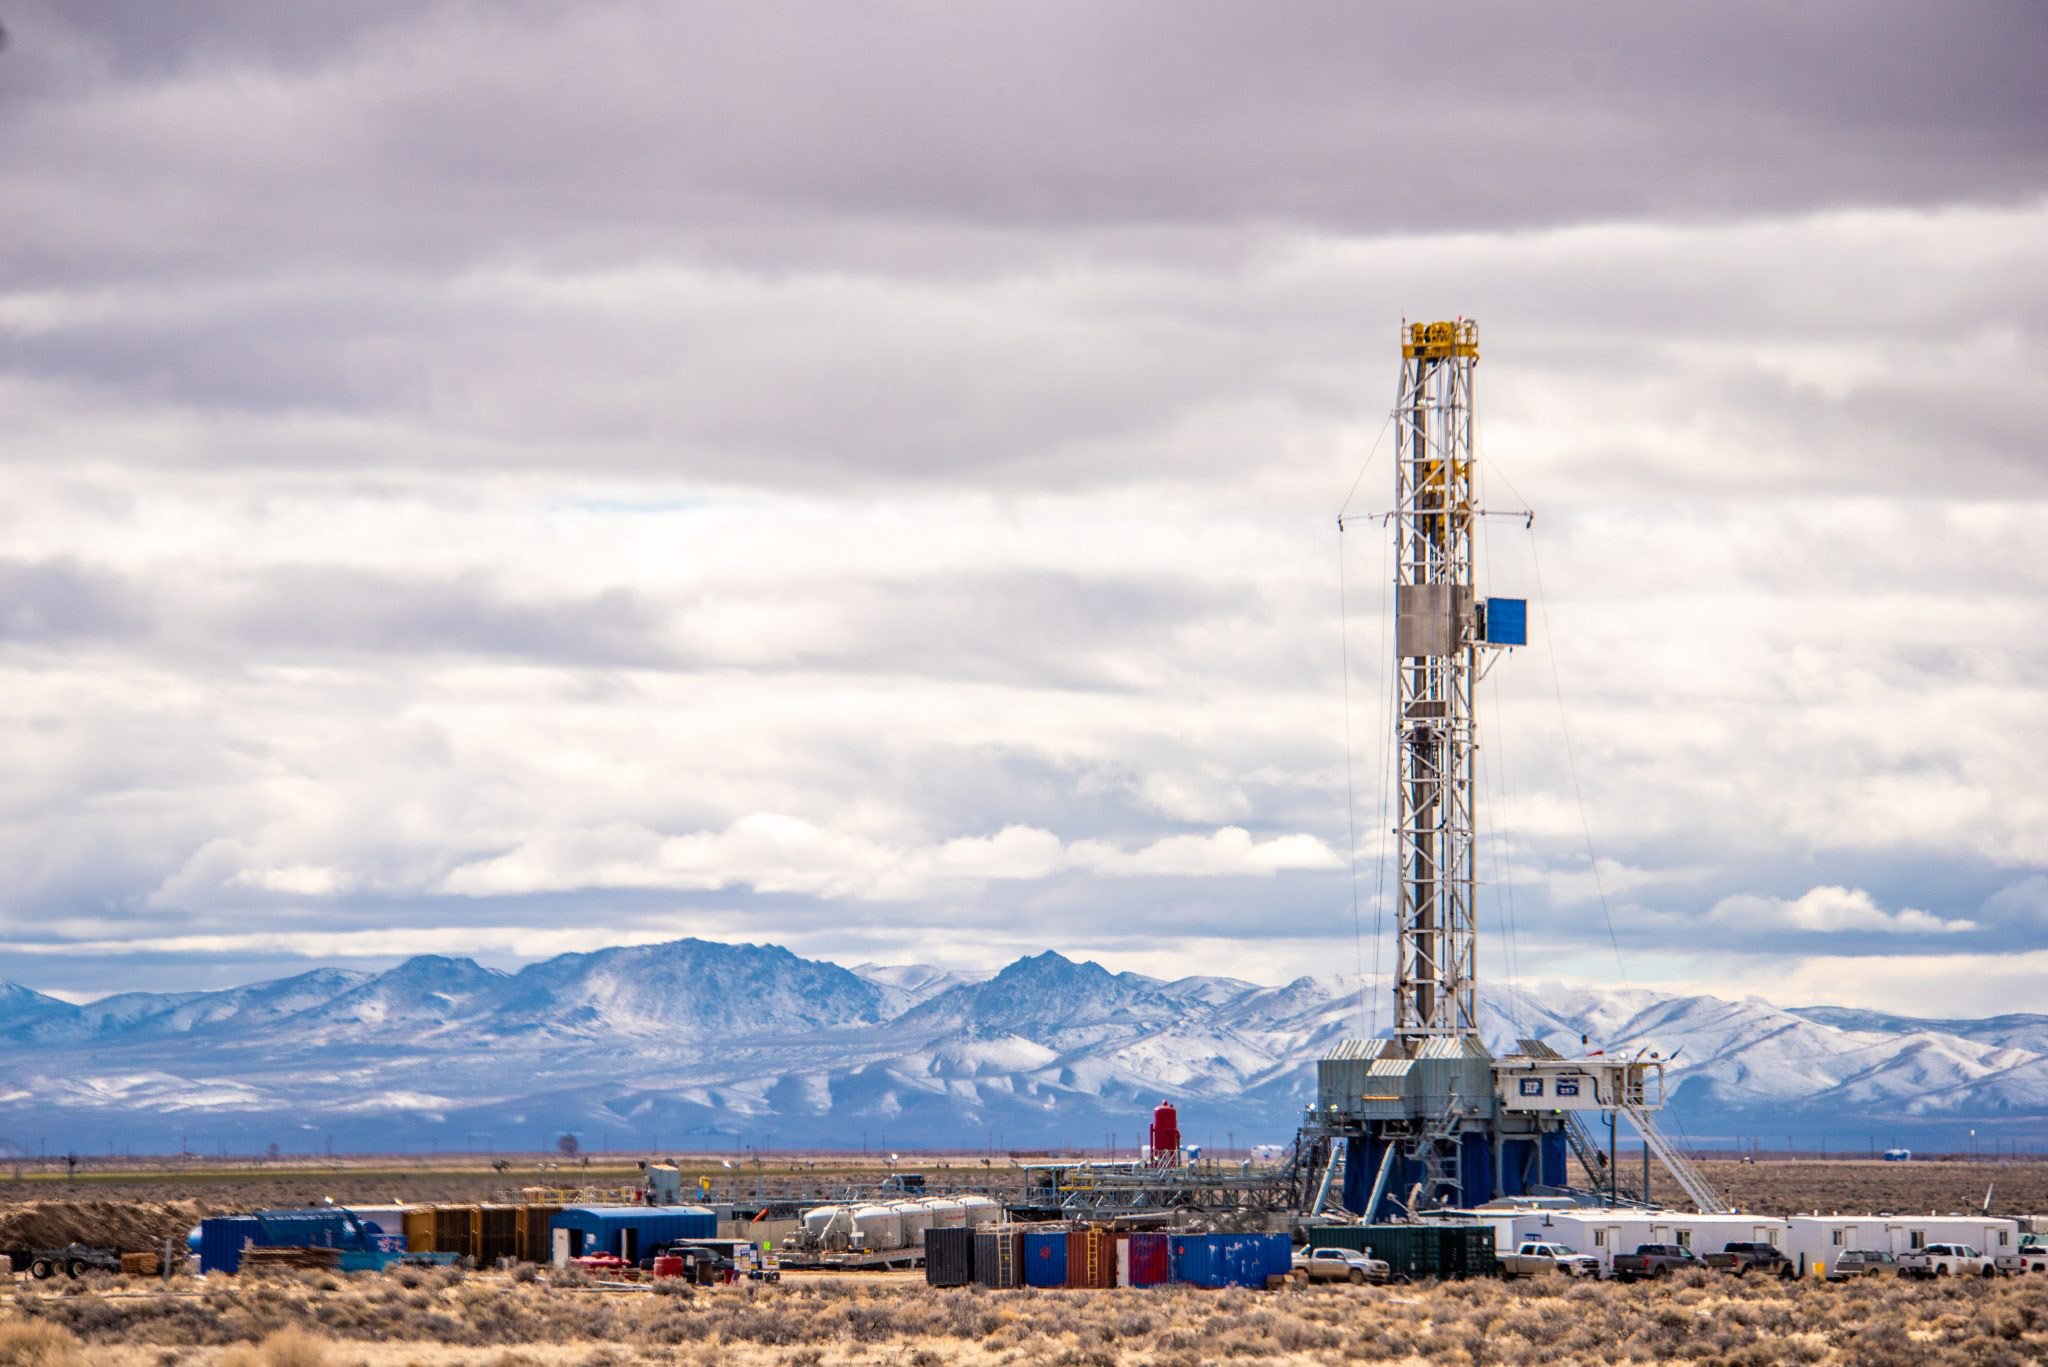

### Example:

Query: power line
xmin=1526 ymin=524 xmax=1632 ymax=992
xmin=1338 ymin=523 xmax=1368 ymax=1036
xmin=1368 ymin=526 xmax=1395 ymax=1038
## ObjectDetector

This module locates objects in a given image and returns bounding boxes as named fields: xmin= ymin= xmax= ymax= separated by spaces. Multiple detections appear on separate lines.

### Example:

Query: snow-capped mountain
xmin=0 ymin=938 xmax=2037 ymax=1156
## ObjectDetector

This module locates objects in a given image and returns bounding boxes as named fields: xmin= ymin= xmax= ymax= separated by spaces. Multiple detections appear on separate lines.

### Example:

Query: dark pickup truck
xmin=1703 ymin=1242 xmax=1794 ymax=1277
xmin=1611 ymin=1244 xmax=1703 ymax=1282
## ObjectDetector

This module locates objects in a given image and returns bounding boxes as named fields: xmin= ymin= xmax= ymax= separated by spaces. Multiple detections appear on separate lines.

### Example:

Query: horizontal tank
xmin=892 ymin=1200 xmax=934 ymax=1243
xmin=921 ymin=1197 xmax=966 ymax=1229
xmin=800 ymin=1205 xmax=843 ymax=1238
xmin=850 ymin=1204 xmax=903 ymax=1251
xmin=959 ymin=1195 xmax=1000 ymax=1226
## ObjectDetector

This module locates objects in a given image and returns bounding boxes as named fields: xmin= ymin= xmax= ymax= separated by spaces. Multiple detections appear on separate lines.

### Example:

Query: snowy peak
xmin=292 ymin=955 xmax=508 ymax=1035
xmin=1790 ymin=1006 xmax=2048 ymax=1054
xmin=498 ymin=938 xmax=886 ymax=1037
xmin=851 ymin=963 xmax=992 ymax=1018
xmin=79 ymin=969 xmax=376 ymax=1038
xmin=897 ymin=951 xmax=1176 ymax=1040
xmin=0 ymin=982 xmax=82 ymax=1041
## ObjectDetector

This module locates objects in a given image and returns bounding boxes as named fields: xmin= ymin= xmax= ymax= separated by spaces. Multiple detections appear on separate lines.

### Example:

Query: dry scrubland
xmin=1655 ymin=1160 xmax=2048 ymax=1217
xmin=0 ymin=1159 xmax=2043 ymax=1365
xmin=1 ymin=1266 xmax=2046 ymax=1367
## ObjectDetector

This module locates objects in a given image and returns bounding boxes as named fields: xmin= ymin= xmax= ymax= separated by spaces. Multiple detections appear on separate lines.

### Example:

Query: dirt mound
xmin=0 ymin=1200 xmax=202 ymax=1254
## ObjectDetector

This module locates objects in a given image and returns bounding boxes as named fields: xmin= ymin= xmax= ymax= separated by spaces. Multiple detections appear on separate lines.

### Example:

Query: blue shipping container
xmin=199 ymin=1216 xmax=264 ymax=1274
xmin=1170 ymin=1234 xmax=1221 ymax=1286
xmin=1169 ymin=1233 xmax=1292 ymax=1288
xmin=1022 ymin=1230 xmax=1068 ymax=1287
xmin=550 ymin=1206 xmax=717 ymax=1259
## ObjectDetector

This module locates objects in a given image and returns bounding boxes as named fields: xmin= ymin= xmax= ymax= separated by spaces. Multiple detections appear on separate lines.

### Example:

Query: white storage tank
xmin=921 ymin=1197 xmax=966 ymax=1228
xmin=892 ymin=1200 xmax=934 ymax=1243
xmin=801 ymin=1205 xmax=843 ymax=1239
xmin=851 ymin=1204 xmax=903 ymax=1250
xmin=960 ymin=1195 xmax=1000 ymax=1226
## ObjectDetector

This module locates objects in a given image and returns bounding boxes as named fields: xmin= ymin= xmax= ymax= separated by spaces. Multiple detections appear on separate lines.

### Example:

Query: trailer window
xmin=1831 ymin=1230 xmax=1845 ymax=1247
xmin=1593 ymin=1230 xmax=1607 ymax=1248
xmin=1998 ymin=1232 xmax=2010 ymax=1247
xmin=1674 ymin=1230 xmax=1691 ymax=1250
xmin=1909 ymin=1232 xmax=1925 ymax=1250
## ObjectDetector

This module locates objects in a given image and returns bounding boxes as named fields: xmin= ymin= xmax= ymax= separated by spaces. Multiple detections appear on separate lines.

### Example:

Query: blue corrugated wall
xmin=1021 ymin=1230 xmax=1067 ymax=1286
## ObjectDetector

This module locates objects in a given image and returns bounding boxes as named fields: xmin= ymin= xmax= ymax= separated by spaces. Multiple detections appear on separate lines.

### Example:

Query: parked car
xmin=1611 ymin=1244 xmax=1703 ymax=1282
xmin=1995 ymin=1234 xmax=2048 ymax=1276
xmin=1827 ymin=1249 xmax=1899 ymax=1279
xmin=1496 ymin=1241 xmax=1600 ymax=1279
xmin=1702 ymin=1242 xmax=1794 ymax=1278
xmin=1292 ymin=1247 xmax=1390 ymax=1284
xmin=1899 ymin=1244 xmax=1995 ymax=1279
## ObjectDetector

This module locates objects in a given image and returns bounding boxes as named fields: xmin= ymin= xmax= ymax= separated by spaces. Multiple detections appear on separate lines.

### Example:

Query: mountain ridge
xmin=0 ymin=939 xmax=2039 ymax=1155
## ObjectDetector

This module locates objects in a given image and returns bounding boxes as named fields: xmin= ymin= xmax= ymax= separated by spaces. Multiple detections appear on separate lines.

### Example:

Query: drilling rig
xmin=1299 ymin=320 xmax=1724 ymax=1221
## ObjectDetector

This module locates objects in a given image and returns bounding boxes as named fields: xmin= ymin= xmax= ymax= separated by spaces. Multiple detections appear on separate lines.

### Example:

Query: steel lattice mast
xmin=1392 ymin=319 xmax=1481 ymax=1041
xmin=1296 ymin=319 xmax=1725 ymax=1221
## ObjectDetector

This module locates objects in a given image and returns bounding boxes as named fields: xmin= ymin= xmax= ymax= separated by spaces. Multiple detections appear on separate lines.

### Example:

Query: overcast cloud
xmin=1 ymin=1 xmax=2045 ymax=1015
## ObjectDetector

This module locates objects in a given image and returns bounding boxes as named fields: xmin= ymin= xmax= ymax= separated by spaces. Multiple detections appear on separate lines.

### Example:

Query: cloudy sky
xmin=2 ymin=1 xmax=2044 ymax=1015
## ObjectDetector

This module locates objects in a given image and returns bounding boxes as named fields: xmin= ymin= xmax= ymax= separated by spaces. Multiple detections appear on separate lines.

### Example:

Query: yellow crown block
xmin=1403 ymin=319 xmax=1479 ymax=360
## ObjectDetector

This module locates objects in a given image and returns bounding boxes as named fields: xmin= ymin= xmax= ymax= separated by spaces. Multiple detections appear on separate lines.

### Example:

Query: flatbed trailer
xmin=777 ymin=1247 xmax=924 ymax=1271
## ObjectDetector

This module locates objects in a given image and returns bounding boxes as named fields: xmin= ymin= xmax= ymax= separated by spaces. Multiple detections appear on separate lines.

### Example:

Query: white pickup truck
xmin=1996 ymin=1233 xmax=2048 ymax=1276
xmin=1495 ymin=1240 xmax=1601 ymax=1279
xmin=1898 ymin=1243 xmax=1996 ymax=1279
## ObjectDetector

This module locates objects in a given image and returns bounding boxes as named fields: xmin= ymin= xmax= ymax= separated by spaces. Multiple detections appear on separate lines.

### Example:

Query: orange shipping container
xmin=402 ymin=1209 xmax=437 ymax=1255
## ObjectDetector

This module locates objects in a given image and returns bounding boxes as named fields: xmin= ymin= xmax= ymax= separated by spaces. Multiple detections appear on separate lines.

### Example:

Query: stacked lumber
xmin=119 ymin=1252 xmax=162 ymax=1277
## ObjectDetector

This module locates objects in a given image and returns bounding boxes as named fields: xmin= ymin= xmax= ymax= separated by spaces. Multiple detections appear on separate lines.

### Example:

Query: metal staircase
xmin=1562 ymin=1112 xmax=1641 ymax=1202
xmin=1621 ymin=1102 xmax=1727 ymax=1213
xmin=1415 ymin=1099 xmax=1468 ymax=1209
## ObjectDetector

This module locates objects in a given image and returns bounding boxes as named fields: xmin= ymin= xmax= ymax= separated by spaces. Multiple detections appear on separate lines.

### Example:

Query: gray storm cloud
xmin=0 ymin=2 xmax=2043 ymax=1011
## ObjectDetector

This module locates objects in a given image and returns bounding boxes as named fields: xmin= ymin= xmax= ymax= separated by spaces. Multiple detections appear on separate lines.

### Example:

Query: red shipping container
xmin=1066 ymin=1228 xmax=1117 ymax=1288
xmin=1129 ymin=1232 xmax=1170 ymax=1287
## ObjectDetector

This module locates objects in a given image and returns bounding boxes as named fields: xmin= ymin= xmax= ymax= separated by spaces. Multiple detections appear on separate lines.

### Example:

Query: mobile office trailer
xmin=1506 ymin=1212 xmax=1791 ymax=1275
xmin=1785 ymin=1215 xmax=2019 ymax=1271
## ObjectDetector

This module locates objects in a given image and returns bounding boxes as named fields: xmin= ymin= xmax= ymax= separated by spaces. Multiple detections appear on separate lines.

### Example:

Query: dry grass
xmin=2 ymin=1264 xmax=2045 ymax=1366
xmin=216 ymin=1328 xmax=333 ymax=1367
xmin=0 ymin=1319 xmax=85 ymax=1367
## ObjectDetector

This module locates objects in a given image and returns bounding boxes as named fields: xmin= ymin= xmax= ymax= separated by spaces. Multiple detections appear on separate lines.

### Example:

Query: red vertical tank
xmin=1149 ymin=1100 xmax=1180 ymax=1160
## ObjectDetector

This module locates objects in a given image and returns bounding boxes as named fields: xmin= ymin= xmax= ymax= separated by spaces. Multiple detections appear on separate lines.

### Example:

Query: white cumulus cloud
xmin=442 ymin=817 xmax=1339 ymax=900
xmin=1705 ymin=885 xmax=1976 ymax=936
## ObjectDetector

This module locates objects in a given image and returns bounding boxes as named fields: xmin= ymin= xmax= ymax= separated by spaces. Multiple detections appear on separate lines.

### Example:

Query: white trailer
xmin=1786 ymin=1215 xmax=2019 ymax=1273
xmin=1507 ymin=1211 xmax=1791 ymax=1275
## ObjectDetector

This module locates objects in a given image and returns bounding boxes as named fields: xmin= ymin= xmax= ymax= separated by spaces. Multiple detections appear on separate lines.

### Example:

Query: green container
xmin=1438 ymin=1225 xmax=1495 ymax=1277
xmin=1305 ymin=1224 xmax=1494 ymax=1280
